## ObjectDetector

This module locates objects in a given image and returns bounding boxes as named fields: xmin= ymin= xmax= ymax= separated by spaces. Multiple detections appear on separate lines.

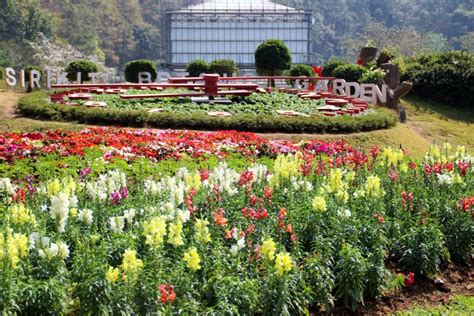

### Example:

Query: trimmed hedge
xmin=17 ymin=92 xmax=397 ymax=134
xmin=186 ymin=59 xmax=209 ymax=77
xmin=65 ymin=60 xmax=98 ymax=83
xmin=401 ymin=51 xmax=473 ymax=107
xmin=333 ymin=64 xmax=367 ymax=83
xmin=124 ymin=60 xmax=157 ymax=83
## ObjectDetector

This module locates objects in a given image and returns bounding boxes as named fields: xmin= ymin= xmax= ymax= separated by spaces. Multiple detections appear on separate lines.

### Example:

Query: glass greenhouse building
xmin=165 ymin=0 xmax=312 ymax=69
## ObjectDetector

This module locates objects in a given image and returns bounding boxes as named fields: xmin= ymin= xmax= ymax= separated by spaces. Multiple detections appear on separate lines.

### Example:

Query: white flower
xmin=337 ymin=209 xmax=351 ymax=218
xmin=44 ymin=243 xmax=59 ymax=260
xmin=437 ymin=173 xmax=453 ymax=185
xmin=123 ymin=209 xmax=136 ymax=223
xmin=40 ymin=237 xmax=51 ymax=248
xmin=178 ymin=209 xmax=190 ymax=223
xmin=109 ymin=216 xmax=124 ymax=233
xmin=230 ymin=245 xmax=239 ymax=256
xmin=78 ymin=209 xmax=94 ymax=225
xmin=50 ymin=192 xmax=70 ymax=233
xmin=57 ymin=242 xmax=70 ymax=259
xmin=0 ymin=178 xmax=16 ymax=195
xmin=29 ymin=232 xmax=40 ymax=250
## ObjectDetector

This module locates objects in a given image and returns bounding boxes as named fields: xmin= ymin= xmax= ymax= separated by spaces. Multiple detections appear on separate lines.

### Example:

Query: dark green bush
xmin=209 ymin=59 xmax=238 ymax=76
xmin=321 ymin=59 xmax=346 ymax=77
xmin=401 ymin=51 xmax=474 ymax=107
xmin=124 ymin=60 xmax=157 ymax=83
xmin=17 ymin=92 xmax=397 ymax=134
xmin=333 ymin=64 xmax=368 ymax=82
xmin=65 ymin=60 xmax=98 ymax=83
xmin=255 ymin=39 xmax=292 ymax=76
xmin=186 ymin=59 xmax=209 ymax=77
xmin=289 ymin=64 xmax=315 ymax=77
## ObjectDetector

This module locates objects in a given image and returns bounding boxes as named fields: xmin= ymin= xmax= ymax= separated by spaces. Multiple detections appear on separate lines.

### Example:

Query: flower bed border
xmin=17 ymin=92 xmax=397 ymax=133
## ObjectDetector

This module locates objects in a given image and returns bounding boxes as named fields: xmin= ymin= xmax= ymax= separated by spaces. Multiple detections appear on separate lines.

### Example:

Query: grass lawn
xmin=0 ymin=91 xmax=473 ymax=159
xmin=396 ymin=295 xmax=474 ymax=315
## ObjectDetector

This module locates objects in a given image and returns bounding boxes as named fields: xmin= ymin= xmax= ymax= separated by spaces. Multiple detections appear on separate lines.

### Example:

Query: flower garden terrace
xmin=0 ymin=128 xmax=367 ymax=164
xmin=0 ymin=127 xmax=473 ymax=314
xmin=16 ymin=75 xmax=397 ymax=134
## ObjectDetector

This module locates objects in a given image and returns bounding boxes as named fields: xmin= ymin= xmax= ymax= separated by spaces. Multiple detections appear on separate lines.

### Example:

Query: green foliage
xmin=186 ymin=59 xmax=209 ymax=77
xmin=333 ymin=64 xmax=367 ymax=82
xmin=335 ymin=244 xmax=368 ymax=311
xmin=0 ymin=0 xmax=54 ymax=42
xmin=360 ymin=68 xmax=386 ymax=84
xmin=322 ymin=60 xmax=347 ymax=77
xmin=124 ymin=60 xmax=157 ymax=83
xmin=396 ymin=224 xmax=446 ymax=277
xmin=255 ymin=39 xmax=292 ymax=76
xmin=289 ymin=64 xmax=315 ymax=77
xmin=209 ymin=59 xmax=239 ymax=76
xmin=17 ymin=92 xmax=397 ymax=134
xmin=65 ymin=60 xmax=98 ymax=83
xmin=401 ymin=51 xmax=474 ymax=107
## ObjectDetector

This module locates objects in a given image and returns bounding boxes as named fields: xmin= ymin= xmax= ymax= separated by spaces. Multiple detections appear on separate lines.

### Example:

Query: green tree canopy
xmin=255 ymin=39 xmax=292 ymax=76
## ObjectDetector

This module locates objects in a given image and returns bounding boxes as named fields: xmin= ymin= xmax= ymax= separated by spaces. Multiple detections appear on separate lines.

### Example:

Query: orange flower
xmin=212 ymin=209 xmax=228 ymax=226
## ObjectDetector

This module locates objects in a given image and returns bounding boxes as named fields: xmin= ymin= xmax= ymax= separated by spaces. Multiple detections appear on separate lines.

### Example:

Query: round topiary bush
xmin=186 ymin=59 xmax=210 ymax=77
xmin=65 ymin=60 xmax=98 ymax=83
xmin=209 ymin=59 xmax=238 ymax=76
xmin=333 ymin=64 xmax=367 ymax=82
xmin=255 ymin=39 xmax=292 ymax=76
xmin=321 ymin=59 xmax=346 ymax=77
xmin=124 ymin=59 xmax=157 ymax=83
xmin=289 ymin=64 xmax=315 ymax=77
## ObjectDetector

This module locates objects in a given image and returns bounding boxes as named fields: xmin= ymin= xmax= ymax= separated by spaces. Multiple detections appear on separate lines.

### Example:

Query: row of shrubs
xmin=322 ymin=50 xmax=473 ymax=108
xmin=17 ymin=92 xmax=396 ymax=133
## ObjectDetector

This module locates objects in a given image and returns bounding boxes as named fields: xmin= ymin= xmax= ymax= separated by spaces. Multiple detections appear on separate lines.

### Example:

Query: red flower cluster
xmin=158 ymin=284 xmax=176 ymax=304
xmin=458 ymin=197 xmax=474 ymax=212
xmin=404 ymin=272 xmax=415 ymax=286
xmin=0 ymin=128 xmax=365 ymax=163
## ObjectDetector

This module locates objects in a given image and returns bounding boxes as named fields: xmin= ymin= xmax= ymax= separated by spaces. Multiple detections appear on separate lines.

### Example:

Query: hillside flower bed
xmin=0 ymin=128 xmax=473 ymax=314
xmin=17 ymin=92 xmax=397 ymax=133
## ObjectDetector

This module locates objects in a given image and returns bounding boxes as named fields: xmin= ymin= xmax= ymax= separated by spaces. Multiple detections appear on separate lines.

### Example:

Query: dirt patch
xmin=0 ymin=91 xmax=24 ymax=119
xmin=327 ymin=263 xmax=474 ymax=315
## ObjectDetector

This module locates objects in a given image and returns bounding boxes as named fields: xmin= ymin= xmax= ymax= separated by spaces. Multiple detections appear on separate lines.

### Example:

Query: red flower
xmin=212 ymin=208 xmax=228 ymax=226
xmin=404 ymin=272 xmax=415 ymax=286
xmin=158 ymin=284 xmax=176 ymax=304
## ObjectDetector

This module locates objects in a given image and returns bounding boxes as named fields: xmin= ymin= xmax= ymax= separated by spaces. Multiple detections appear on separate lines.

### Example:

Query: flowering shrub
xmin=0 ymin=129 xmax=473 ymax=314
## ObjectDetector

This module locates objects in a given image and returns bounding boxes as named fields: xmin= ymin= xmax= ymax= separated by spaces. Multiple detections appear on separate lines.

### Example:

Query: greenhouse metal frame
xmin=165 ymin=0 xmax=312 ymax=69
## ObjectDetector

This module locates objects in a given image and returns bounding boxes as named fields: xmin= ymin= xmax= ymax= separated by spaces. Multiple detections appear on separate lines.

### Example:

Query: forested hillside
xmin=0 ymin=0 xmax=472 ymax=69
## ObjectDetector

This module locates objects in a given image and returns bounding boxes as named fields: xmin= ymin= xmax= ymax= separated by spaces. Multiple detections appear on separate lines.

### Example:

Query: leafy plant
xmin=65 ymin=60 xmax=98 ymax=83
xmin=335 ymin=244 xmax=368 ymax=311
xmin=209 ymin=59 xmax=238 ymax=77
xmin=186 ymin=59 xmax=210 ymax=77
xmin=333 ymin=64 xmax=368 ymax=82
xmin=124 ymin=59 xmax=157 ymax=83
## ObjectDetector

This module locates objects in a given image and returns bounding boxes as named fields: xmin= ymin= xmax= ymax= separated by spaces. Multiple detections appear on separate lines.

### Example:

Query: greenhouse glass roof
xmin=179 ymin=0 xmax=302 ymax=12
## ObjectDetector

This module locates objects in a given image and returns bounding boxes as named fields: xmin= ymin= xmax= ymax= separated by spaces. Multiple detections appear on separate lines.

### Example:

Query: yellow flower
xmin=10 ymin=204 xmax=36 ymax=225
xmin=365 ymin=175 xmax=385 ymax=198
xmin=185 ymin=172 xmax=201 ymax=191
xmin=270 ymin=154 xmax=302 ymax=187
xmin=312 ymin=196 xmax=327 ymax=212
xmin=168 ymin=220 xmax=184 ymax=247
xmin=261 ymin=238 xmax=276 ymax=261
xmin=275 ymin=252 xmax=293 ymax=276
xmin=2 ymin=232 xmax=29 ymax=269
xmin=70 ymin=208 xmax=78 ymax=218
xmin=105 ymin=266 xmax=120 ymax=283
xmin=194 ymin=219 xmax=211 ymax=244
xmin=381 ymin=147 xmax=404 ymax=167
xmin=143 ymin=216 xmax=167 ymax=249
xmin=183 ymin=247 xmax=201 ymax=271
xmin=328 ymin=168 xmax=344 ymax=193
xmin=121 ymin=249 xmax=143 ymax=275
xmin=47 ymin=179 xmax=61 ymax=196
